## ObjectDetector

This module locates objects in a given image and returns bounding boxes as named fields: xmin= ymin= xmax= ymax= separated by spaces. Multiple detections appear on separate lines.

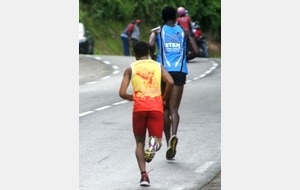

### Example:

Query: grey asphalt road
xmin=79 ymin=55 xmax=221 ymax=190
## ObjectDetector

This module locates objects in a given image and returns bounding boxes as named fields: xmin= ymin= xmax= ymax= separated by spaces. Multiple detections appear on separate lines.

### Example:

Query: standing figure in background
xmin=130 ymin=19 xmax=141 ymax=56
xmin=194 ymin=24 xmax=209 ymax=57
xmin=120 ymin=20 xmax=135 ymax=56
xmin=176 ymin=7 xmax=194 ymax=54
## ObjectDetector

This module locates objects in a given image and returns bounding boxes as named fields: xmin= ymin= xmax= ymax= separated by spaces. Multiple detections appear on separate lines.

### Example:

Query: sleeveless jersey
xmin=131 ymin=60 xmax=163 ymax=113
xmin=156 ymin=25 xmax=188 ymax=74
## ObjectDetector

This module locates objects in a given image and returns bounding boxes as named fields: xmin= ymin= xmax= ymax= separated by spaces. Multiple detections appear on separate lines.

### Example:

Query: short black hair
xmin=161 ymin=6 xmax=176 ymax=22
xmin=133 ymin=41 xmax=149 ymax=57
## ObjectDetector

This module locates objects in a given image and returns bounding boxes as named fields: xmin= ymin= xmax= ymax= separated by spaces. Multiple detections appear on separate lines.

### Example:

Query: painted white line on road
xmin=210 ymin=60 xmax=219 ymax=66
xmin=186 ymin=59 xmax=219 ymax=83
xmin=102 ymin=76 xmax=111 ymax=80
xmin=95 ymin=106 xmax=111 ymax=111
xmin=112 ymin=100 xmax=129 ymax=106
xmin=94 ymin=57 xmax=102 ymax=60
xmin=113 ymin=70 xmax=120 ymax=75
xmin=103 ymin=61 xmax=111 ymax=65
xmin=79 ymin=111 xmax=94 ymax=117
xmin=200 ymin=74 xmax=206 ymax=78
xmin=86 ymin=81 xmax=96 ymax=84
xmin=195 ymin=161 xmax=214 ymax=174
xmin=112 ymin=65 xmax=119 ymax=69
xmin=205 ymin=70 xmax=212 ymax=74
xmin=186 ymin=80 xmax=192 ymax=83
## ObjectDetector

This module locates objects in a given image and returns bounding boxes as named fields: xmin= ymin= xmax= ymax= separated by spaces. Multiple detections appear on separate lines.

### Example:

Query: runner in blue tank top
xmin=149 ymin=6 xmax=199 ymax=160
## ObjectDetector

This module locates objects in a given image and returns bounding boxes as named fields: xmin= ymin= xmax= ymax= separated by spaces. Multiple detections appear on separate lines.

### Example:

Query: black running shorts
xmin=168 ymin=72 xmax=187 ymax=86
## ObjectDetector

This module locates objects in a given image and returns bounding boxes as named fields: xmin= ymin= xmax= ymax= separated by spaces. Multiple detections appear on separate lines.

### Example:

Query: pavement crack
xmin=98 ymin=155 xmax=110 ymax=164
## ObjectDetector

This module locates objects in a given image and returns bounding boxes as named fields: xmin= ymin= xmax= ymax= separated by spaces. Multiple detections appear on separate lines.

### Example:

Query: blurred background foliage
xmin=79 ymin=0 xmax=221 ymax=56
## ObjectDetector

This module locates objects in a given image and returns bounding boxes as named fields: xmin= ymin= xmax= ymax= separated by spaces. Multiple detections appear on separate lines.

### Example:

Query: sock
xmin=141 ymin=171 xmax=147 ymax=176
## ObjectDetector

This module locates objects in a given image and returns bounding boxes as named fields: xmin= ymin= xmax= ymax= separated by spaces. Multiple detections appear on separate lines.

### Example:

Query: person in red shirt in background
xmin=194 ymin=24 xmax=203 ymax=44
xmin=121 ymin=20 xmax=135 ymax=56
xmin=176 ymin=7 xmax=193 ymax=35
xmin=127 ymin=20 xmax=135 ymax=40
xmin=130 ymin=19 xmax=141 ymax=56
xmin=176 ymin=7 xmax=196 ymax=56
xmin=194 ymin=24 xmax=209 ymax=57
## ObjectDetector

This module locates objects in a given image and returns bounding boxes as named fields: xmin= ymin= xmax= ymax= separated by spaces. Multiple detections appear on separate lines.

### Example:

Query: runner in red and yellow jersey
xmin=119 ymin=41 xmax=174 ymax=187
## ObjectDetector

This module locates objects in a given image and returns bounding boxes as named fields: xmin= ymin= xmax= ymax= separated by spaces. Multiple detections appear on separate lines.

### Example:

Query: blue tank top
xmin=156 ymin=25 xmax=188 ymax=74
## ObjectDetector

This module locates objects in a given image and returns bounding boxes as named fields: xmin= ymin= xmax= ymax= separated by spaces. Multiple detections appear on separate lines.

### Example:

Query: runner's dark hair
xmin=161 ymin=6 xmax=176 ymax=22
xmin=133 ymin=41 xmax=149 ymax=57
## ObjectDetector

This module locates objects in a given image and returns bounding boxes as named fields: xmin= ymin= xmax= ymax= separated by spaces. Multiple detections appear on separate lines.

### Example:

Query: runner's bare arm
xmin=149 ymin=27 xmax=160 ymax=60
xmin=119 ymin=67 xmax=133 ymax=101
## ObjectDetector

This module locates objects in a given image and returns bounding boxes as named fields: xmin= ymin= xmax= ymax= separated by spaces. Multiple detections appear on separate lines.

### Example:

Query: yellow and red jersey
xmin=131 ymin=60 xmax=163 ymax=113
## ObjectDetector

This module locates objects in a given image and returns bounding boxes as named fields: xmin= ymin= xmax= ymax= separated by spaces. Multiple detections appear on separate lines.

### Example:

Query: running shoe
xmin=140 ymin=172 xmax=150 ymax=186
xmin=144 ymin=136 xmax=157 ymax=163
xmin=166 ymin=135 xmax=178 ymax=160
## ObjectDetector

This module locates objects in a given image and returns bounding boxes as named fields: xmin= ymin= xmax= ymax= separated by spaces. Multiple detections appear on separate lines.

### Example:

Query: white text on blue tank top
xmin=161 ymin=27 xmax=185 ymax=69
xmin=163 ymin=32 xmax=183 ymax=53
xmin=165 ymin=42 xmax=181 ymax=52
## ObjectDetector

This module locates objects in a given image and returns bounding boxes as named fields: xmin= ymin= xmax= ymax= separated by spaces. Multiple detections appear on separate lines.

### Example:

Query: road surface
xmin=79 ymin=55 xmax=221 ymax=190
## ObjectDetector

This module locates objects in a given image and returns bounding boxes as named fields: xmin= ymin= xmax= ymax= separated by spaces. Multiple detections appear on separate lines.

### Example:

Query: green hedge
xmin=79 ymin=0 xmax=220 ymax=55
xmin=80 ymin=0 xmax=220 ymax=41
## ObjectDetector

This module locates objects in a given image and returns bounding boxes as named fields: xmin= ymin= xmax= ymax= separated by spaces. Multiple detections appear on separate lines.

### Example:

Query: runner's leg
xmin=134 ymin=136 xmax=146 ymax=172
xmin=161 ymin=82 xmax=171 ymax=146
xmin=133 ymin=112 xmax=147 ymax=172
xmin=163 ymin=108 xmax=171 ymax=146
xmin=168 ymin=85 xmax=184 ymax=135
xmin=147 ymin=111 xmax=163 ymax=150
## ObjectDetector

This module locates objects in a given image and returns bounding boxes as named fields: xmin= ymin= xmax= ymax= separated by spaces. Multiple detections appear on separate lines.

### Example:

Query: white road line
xmin=101 ymin=76 xmax=111 ymax=80
xmin=112 ymin=100 xmax=128 ymax=106
xmin=86 ymin=81 xmax=96 ymax=84
xmin=95 ymin=106 xmax=111 ymax=111
xmin=187 ymin=60 xmax=219 ymax=82
xmin=94 ymin=57 xmax=102 ymax=60
xmin=205 ymin=70 xmax=212 ymax=74
xmin=210 ymin=60 xmax=218 ymax=66
xmin=195 ymin=161 xmax=214 ymax=174
xmin=112 ymin=65 xmax=119 ymax=69
xmin=103 ymin=61 xmax=111 ymax=65
xmin=113 ymin=70 xmax=120 ymax=75
xmin=79 ymin=111 xmax=94 ymax=117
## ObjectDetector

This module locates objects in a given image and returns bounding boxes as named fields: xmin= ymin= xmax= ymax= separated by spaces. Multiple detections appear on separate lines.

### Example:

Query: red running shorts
xmin=132 ymin=111 xmax=163 ymax=138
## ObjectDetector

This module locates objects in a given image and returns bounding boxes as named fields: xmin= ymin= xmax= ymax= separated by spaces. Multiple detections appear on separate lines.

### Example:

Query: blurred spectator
xmin=120 ymin=20 xmax=135 ymax=56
